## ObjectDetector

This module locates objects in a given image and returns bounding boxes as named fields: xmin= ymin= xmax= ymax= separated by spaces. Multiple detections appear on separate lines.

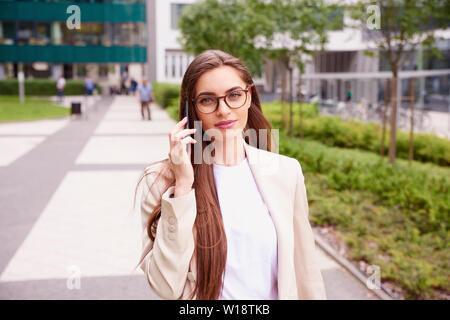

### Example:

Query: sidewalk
xmin=0 ymin=96 xmax=377 ymax=299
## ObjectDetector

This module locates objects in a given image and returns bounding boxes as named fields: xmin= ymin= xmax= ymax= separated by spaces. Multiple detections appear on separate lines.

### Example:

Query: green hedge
xmin=0 ymin=79 xmax=102 ymax=95
xmin=152 ymin=82 xmax=181 ymax=108
xmin=301 ymin=116 xmax=450 ymax=166
xmin=281 ymin=136 xmax=449 ymax=231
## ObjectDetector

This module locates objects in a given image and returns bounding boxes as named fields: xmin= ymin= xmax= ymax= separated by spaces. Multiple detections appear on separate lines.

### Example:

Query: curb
xmin=313 ymin=229 xmax=397 ymax=300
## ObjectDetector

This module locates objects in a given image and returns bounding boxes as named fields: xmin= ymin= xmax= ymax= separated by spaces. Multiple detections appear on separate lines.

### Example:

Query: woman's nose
xmin=216 ymin=98 xmax=231 ymax=115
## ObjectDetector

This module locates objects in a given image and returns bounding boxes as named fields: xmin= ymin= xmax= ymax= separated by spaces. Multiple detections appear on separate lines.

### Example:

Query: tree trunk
xmin=280 ymin=63 xmax=287 ymax=131
xmin=408 ymin=78 xmax=415 ymax=166
xmin=288 ymin=67 xmax=293 ymax=137
xmin=298 ymin=75 xmax=304 ymax=139
xmin=380 ymin=78 xmax=390 ymax=157
xmin=388 ymin=71 xmax=398 ymax=164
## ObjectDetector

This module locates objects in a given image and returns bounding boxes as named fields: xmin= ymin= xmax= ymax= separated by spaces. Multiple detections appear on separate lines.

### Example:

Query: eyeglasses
xmin=192 ymin=84 xmax=253 ymax=114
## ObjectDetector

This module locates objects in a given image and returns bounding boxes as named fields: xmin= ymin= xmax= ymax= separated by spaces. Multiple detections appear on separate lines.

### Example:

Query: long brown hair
xmin=135 ymin=50 xmax=273 ymax=300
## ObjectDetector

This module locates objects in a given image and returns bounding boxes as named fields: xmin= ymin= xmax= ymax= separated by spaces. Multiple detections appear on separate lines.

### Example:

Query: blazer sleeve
xmin=292 ymin=160 xmax=327 ymax=300
xmin=138 ymin=173 xmax=197 ymax=300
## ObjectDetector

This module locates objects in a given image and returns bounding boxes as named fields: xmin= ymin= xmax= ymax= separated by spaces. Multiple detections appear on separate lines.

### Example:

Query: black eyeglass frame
xmin=192 ymin=84 xmax=254 ymax=114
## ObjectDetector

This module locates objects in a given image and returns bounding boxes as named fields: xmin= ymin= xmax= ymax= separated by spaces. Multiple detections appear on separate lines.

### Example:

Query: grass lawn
xmin=0 ymin=96 xmax=70 ymax=123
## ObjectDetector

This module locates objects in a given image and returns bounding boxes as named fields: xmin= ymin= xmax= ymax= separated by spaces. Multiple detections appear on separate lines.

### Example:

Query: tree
xmin=178 ymin=0 xmax=267 ymax=75
xmin=251 ymin=0 xmax=339 ymax=137
xmin=349 ymin=0 xmax=448 ymax=164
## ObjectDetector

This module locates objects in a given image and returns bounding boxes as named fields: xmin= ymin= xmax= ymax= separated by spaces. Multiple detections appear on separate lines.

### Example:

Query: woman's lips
xmin=214 ymin=120 xmax=237 ymax=129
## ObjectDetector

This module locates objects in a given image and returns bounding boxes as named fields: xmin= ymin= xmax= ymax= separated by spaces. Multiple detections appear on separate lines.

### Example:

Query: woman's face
xmin=194 ymin=66 xmax=251 ymax=142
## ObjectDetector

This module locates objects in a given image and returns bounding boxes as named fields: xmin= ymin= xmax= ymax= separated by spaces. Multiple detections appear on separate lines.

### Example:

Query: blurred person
xmin=120 ymin=71 xmax=129 ymax=95
xmin=345 ymin=86 xmax=352 ymax=102
xmin=136 ymin=79 xmax=154 ymax=121
xmin=134 ymin=50 xmax=326 ymax=300
xmin=84 ymin=76 xmax=95 ymax=96
xmin=56 ymin=75 xmax=66 ymax=104
xmin=130 ymin=78 xmax=138 ymax=94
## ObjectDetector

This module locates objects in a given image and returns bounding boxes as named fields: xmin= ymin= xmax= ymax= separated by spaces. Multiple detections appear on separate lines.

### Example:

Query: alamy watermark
xmin=366 ymin=4 xmax=381 ymax=30
xmin=66 ymin=5 xmax=81 ymax=30
xmin=366 ymin=264 xmax=381 ymax=290
xmin=170 ymin=122 xmax=281 ymax=174
xmin=66 ymin=265 xmax=81 ymax=290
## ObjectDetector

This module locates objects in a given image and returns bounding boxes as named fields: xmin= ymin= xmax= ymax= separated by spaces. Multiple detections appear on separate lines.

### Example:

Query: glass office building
xmin=0 ymin=0 xmax=147 ymax=81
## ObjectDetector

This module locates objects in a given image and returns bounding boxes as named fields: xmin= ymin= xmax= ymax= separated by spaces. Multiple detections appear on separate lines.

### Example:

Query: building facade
xmin=146 ymin=0 xmax=196 ymax=84
xmin=0 ymin=0 xmax=148 ymax=87
xmin=1 ymin=0 xmax=448 ymax=109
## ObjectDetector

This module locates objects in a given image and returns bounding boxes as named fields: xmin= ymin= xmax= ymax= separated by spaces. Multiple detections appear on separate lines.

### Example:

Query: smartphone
xmin=184 ymin=100 xmax=189 ymax=153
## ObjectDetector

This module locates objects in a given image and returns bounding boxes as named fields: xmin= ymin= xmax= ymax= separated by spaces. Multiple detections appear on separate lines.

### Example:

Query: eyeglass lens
xmin=196 ymin=89 xmax=248 ymax=113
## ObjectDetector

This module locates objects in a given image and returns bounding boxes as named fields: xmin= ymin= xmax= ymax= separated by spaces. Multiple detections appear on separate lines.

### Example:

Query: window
xmin=99 ymin=64 xmax=109 ymax=78
xmin=171 ymin=4 xmax=188 ymax=29
xmin=17 ymin=22 xmax=33 ymax=45
xmin=0 ymin=21 xmax=15 ymax=45
xmin=165 ymin=55 xmax=168 ymax=77
xmin=172 ymin=55 xmax=176 ymax=77
xmin=112 ymin=23 xmax=143 ymax=46
xmin=35 ymin=23 xmax=50 ymax=45
xmin=60 ymin=22 xmax=74 ymax=45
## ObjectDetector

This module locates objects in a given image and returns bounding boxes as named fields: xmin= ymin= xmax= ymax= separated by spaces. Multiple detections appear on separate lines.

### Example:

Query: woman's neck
xmin=213 ymin=136 xmax=246 ymax=166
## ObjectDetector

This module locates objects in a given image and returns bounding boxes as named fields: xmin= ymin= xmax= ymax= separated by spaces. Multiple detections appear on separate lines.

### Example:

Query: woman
xmin=134 ymin=50 xmax=326 ymax=300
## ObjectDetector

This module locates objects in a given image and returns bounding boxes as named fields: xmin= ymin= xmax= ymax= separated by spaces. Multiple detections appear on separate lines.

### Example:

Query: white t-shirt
xmin=57 ymin=78 xmax=66 ymax=90
xmin=213 ymin=157 xmax=278 ymax=300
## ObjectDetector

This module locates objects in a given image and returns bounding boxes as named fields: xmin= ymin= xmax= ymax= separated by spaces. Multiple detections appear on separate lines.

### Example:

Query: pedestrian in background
xmin=120 ymin=71 xmax=129 ymax=95
xmin=56 ymin=75 xmax=66 ymax=104
xmin=136 ymin=79 xmax=155 ymax=121
xmin=130 ymin=78 xmax=138 ymax=94
xmin=85 ymin=76 xmax=95 ymax=96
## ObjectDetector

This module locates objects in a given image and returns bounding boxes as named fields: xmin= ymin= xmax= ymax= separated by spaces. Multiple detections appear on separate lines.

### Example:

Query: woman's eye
xmin=229 ymin=92 xmax=242 ymax=98
xmin=200 ymin=97 xmax=213 ymax=104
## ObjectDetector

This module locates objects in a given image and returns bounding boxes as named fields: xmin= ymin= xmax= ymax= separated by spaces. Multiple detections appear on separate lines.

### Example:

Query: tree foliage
xmin=178 ymin=0 xmax=265 ymax=75
xmin=348 ymin=0 xmax=449 ymax=164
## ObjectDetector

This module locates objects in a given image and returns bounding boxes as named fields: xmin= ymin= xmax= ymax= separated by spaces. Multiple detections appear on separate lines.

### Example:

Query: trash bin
xmin=71 ymin=102 xmax=82 ymax=115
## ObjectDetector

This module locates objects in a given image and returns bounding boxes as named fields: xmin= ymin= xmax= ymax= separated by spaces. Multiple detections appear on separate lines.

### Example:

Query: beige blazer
xmin=137 ymin=139 xmax=327 ymax=300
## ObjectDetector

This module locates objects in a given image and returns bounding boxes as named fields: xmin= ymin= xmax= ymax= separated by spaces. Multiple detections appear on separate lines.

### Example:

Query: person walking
xmin=136 ymin=79 xmax=155 ymax=121
xmin=130 ymin=78 xmax=138 ymax=95
xmin=56 ymin=75 xmax=66 ymax=104
xmin=134 ymin=50 xmax=326 ymax=300
xmin=84 ymin=76 xmax=95 ymax=96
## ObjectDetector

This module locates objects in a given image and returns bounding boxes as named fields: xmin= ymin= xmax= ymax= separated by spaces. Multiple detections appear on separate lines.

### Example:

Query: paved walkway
xmin=0 ymin=96 xmax=377 ymax=299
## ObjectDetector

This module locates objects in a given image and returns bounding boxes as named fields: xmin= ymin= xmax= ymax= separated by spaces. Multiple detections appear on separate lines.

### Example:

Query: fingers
xmin=170 ymin=117 xmax=190 ymax=139
xmin=169 ymin=117 xmax=187 ymax=139
xmin=180 ymin=136 xmax=197 ymax=145
xmin=170 ymin=128 xmax=197 ymax=144
xmin=175 ymin=128 xmax=197 ymax=140
xmin=175 ymin=116 xmax=188 ymax=130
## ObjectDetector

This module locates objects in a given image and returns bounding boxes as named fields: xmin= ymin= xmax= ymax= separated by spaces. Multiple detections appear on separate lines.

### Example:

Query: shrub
xmin=0 ymin=79 xmax=102 ymax=95
xmin=152 ymin=82 xmax=181 ymax=108
xmin=280 ymin=134 xmax=450 ymax=233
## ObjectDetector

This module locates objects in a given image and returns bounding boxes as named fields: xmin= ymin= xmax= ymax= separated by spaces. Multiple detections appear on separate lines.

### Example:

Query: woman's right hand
xmin=168 ymin=117 xmax=197 ymax=189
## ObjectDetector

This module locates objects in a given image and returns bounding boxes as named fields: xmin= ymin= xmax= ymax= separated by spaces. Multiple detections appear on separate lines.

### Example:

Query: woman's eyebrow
xmin=197 ymin=86 xmax=243 ymax=96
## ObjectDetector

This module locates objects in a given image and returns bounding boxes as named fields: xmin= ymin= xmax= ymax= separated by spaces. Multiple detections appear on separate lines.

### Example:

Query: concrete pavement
xmin=0 ymin=95 xmax=377 ymax=299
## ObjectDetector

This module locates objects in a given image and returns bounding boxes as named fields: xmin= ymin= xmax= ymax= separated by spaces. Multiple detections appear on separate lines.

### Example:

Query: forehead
xmin=195 ymin=66 xmax=246 ymax=95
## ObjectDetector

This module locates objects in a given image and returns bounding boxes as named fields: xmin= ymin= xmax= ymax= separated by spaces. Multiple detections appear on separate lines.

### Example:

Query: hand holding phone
xmin=167 ymin=102 xmax=197 ymax=190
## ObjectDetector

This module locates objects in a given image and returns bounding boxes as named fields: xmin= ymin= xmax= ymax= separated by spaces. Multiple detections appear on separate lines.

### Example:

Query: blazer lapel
xmin=243 ymin=141 xmax=297 ymax=299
